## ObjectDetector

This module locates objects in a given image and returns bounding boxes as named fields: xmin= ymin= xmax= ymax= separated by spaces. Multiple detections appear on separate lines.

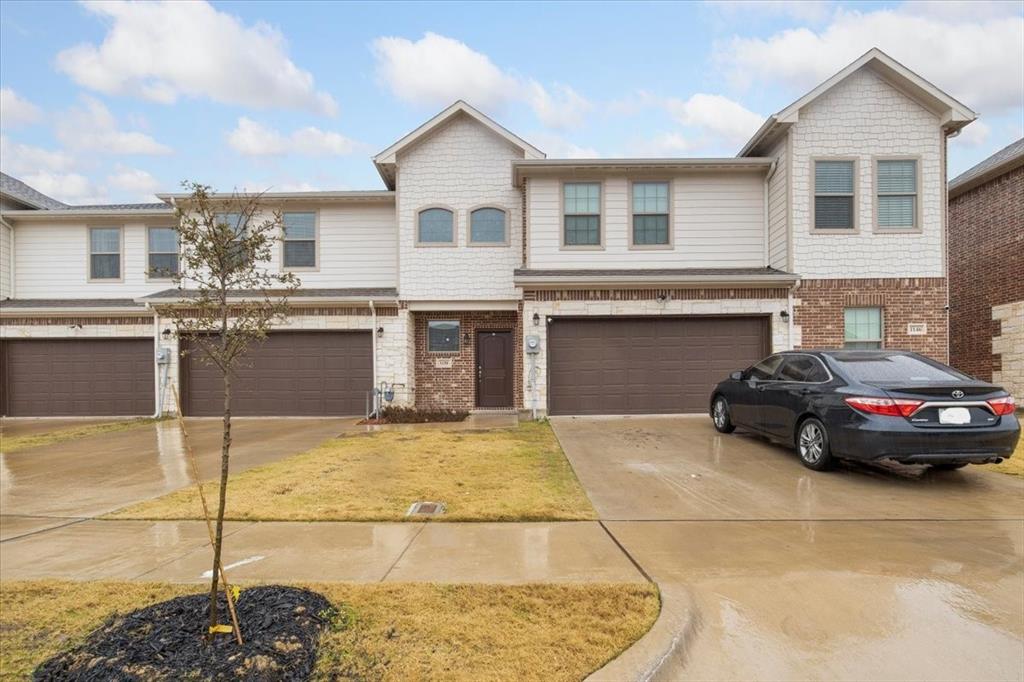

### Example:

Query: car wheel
xmin=931 ymin=462 xmax=968 ymax=471
xmin=711 ymin=396 xmax=735 ymax=434
xmin=797 ymin=418 xmax=833 ymax=471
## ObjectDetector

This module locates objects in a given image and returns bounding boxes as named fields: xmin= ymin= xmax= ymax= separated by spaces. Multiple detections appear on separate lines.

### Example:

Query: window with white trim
xmin=632 ymin=181 xmax=670 ymax=245
xmin=89 ymin=227 xmax=121 ymax=279
xmin=814 ymin=161 xmax=855 ymax=229
xmin=876 ymin=160 xmax=917 ymax=229
xmin=147 ymin=226 xmax=178 ymax=278
xmin=563 ymin=182 xmax=601 ymax=246
xmin=283 ymin=212 xmax=316 ymax=268
xmin=844 ymin=307 xmax=883 ymax=349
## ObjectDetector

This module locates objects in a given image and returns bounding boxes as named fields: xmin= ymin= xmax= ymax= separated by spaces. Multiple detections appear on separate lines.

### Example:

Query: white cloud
xmin=525 ymin=132 xmax=599 ymax=159
xmin=952 ymin=120 xmax=991 ymax=148
xmin=372 ymin=32 xmax=592 ymax=130
xmin=0 ymin=88 xmax=42 ymax=128
xmin=106 ymin=166 xmax=161 ymax=200
xmin=0 ymin=135 xmax=77 ymax=175
xmin=627 ymin=132 xmax=698 ymax=157
xmin=716 ymin=6 xmax=1024 ymax=114
xmin=56 ymin=96 xmax=172 ymax=155
xmin=56 ymin=0 xmax=337 ymax=116
xmin=667 ymin=93 xmax=764 ymax=147
xmin=20 ymin=171 xmax=107 ymax=205
xmin=227 ymin=117 xmax=357 ymax=156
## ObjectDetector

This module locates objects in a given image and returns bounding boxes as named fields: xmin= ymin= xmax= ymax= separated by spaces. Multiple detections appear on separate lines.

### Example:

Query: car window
xmin=776 ymin=356 xmax=830 ymax=383
xmin=828 ymin=353 xmax=970 ymax=383
xmin=747 ymin=355 xmax=783 ymax=380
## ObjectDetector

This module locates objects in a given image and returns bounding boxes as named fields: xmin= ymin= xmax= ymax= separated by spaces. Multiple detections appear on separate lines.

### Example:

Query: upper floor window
xmin=418 ymin=207 xmax=455 ymax=245
xmin=876 ymin=159 xmax=917 ymax=230
xmin=563 ymin=182 xmax=601 ymax=247
xmin=844 ymin=307 xmax=883 ymax=349
xmin=814 ymin=160 xmax=855 ymax=230
xmin=632 ymin=181 xmax=670 ymax=246
xmin=469 ymin=207 xmax=507 ymax=245
xmin=215 ymin=212 xmax=247 ymax=267
xmin=89 ymin=227 xmax=121 ymax=280
xmin=283 ymin=211 xmax=317 ymax=268
xmin=147 ymin=226 xmax=179 ymax=278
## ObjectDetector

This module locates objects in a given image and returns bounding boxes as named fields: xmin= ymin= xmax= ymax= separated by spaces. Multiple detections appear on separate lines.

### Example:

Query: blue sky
xmin=1 ymin=0 xmax=1021 ymax=204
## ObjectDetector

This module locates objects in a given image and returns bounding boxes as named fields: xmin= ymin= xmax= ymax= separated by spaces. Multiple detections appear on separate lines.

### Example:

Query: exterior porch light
xmin=376 ymin=326 xmax=384 ymax=337
xmin=162 ymin=328 xmax=172 ymax=339
xmin=780 ymin=310 xmax=790 ymax=322
xmin=532 ymin=312 xmax=540 ymax=326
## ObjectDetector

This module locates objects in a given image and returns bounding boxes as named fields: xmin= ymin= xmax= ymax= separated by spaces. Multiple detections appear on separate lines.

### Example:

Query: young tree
xmin=166 ymin=182 xmax=299 ymax=638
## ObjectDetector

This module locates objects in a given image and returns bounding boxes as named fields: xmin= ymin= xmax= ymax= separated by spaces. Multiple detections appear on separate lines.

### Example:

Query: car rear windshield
xmin=828 ymin=353 xmax=971 ymax=384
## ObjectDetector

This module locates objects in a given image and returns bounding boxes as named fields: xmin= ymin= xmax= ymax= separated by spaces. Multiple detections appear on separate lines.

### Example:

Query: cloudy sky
xmin=1 ymin=0 xmax=1021 ymax=205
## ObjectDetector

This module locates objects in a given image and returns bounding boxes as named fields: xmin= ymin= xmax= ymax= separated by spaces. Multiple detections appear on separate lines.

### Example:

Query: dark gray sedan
xmin=709 ymin=350 xmax=1020 ymax=471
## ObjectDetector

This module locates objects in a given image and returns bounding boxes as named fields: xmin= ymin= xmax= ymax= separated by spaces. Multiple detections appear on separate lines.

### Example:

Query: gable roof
xmin=372 ymin=100 xmax=545 ymax=189
xmin=949 ymin=137 xmax=1024 ymax=199
xmin=739 ymin=48 xmax=977 ymax=157
xmin=0 ymin=172 xmax=67 ymax=210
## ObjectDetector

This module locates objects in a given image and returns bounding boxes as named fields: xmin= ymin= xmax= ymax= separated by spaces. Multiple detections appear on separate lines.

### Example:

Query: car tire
xmin=797 ymin=417 xmax=833 ymax=471
xmin=931 ymin=462 xmax=968 ymax=471
xmin=711 ymin=396 xmax=735 ymax=434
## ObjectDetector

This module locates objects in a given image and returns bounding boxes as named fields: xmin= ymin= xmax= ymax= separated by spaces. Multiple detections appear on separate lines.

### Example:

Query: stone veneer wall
xmin=521 ymin=289 xmax=792 ymax=415
xmin=992 ymin=301 xmax=1024 ymax=399
xmin=412 ymin=310 xmax=522 ymax=410
xmin=793 ymin=278 xmax=948 ymax=361
xmin=949 ymin=165 xmax=1024 ymax=383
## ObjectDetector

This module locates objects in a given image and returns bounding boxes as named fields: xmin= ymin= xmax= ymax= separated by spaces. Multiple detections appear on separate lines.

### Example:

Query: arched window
xmin=417 ymin=208 xmax=454 ymax=244
xmin=469 ymin=207 xmax=507 ymax=244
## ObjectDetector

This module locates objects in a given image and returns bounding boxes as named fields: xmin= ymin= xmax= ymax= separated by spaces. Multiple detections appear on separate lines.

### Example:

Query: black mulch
xmin=35 ymin=585 xmax=336 ymax=681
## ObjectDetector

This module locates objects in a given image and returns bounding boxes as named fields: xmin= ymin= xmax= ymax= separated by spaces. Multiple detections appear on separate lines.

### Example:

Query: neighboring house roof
xmin=739 ymin=48 xmax=978 ymax=157
xmin=0 ymin=172 xmax=68 ymax=210
xmin=372 ymin=100 xmax=546 ymax=189
xmin=948 ymin=137 xmax=1024 ymax=199
xmin=514 ymin=267 xmax=798 ymax=287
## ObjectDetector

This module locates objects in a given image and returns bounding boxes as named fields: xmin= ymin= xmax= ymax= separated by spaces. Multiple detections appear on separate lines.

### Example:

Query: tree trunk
xmin=208 ymin=314 xmax=232 ymax=640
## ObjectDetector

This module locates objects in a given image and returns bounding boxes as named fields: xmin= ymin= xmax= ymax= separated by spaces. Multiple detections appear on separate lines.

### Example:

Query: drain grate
xmin=406 ymin=501 xmax=446 ymax=517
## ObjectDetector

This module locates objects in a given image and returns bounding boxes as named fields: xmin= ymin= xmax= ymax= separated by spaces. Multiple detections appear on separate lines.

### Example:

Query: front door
xmin=476 ymin=331 xmax=513 ymax=408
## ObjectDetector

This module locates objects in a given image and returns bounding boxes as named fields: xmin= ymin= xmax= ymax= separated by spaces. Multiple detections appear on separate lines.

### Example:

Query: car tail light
xmin=987 ymin=396 xmax=1016 ymax=416
xmin=844 ymin=396 xmax=924 ymax=417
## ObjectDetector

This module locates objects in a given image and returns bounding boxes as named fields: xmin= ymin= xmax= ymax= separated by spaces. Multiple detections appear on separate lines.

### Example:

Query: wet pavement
xmin=552 ymin=416 xmax=1024 ymax=682
xmin=1 ymin=417 xmax=120 ymax=440
xmin=0 ymin=418 xmax=357 ymax=539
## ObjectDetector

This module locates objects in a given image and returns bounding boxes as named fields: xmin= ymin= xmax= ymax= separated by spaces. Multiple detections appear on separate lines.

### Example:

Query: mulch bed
xmin=35 ymin=585 xmax=336 ymax=681
xmin=359 ymin=407 xmax=469 ymax=425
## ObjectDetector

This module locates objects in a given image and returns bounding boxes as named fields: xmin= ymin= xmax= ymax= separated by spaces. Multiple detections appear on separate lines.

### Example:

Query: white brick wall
xmin=396 ymin=114 xmax=523 ymax=300
xmin=520 ymin=299 xmax=794 ymax=413
xmin=992 ymin=300 xmax=1024 ymax=401
xmin=790 ymin=68 xmax=944 ymax=278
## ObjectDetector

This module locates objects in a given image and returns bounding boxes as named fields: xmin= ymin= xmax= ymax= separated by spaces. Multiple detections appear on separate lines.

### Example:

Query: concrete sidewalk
xmin=0 ymin=518 xmax=646 ymax=585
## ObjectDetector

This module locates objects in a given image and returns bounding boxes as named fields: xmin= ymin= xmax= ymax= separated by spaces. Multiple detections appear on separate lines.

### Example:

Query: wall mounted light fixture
xmin=780 ymin=310 xmax=790 ymax=322
xmin=532 ymin=312 xmax=540 ymax=326
xmin=376 ymin=326 xmax=384 ymax=337
xmin=161 ymin=328 xmax=172 ymax=339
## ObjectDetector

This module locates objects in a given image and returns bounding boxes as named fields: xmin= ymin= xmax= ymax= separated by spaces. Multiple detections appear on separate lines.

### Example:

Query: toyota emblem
xmin=951 ymin=390 xmax=965 ymax=399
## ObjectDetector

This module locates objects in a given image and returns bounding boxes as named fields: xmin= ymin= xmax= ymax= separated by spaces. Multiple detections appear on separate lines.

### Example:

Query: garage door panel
xmin=182 ymin=332 xmax=371 ymax=416
xmin=2 ymin=339 xmax=154 ymax=416
xmin=548 ymin=316 xmax=768 ymax=415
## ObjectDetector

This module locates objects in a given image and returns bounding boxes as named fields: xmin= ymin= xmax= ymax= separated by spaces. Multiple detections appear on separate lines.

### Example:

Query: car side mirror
xmin=730 ymin=371 xmax=743 ymax=381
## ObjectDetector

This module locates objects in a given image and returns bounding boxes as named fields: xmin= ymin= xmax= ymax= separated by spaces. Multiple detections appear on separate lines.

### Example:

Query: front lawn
xmin=109 ymin=421 xmax=596 ymax=521
xmin=982 ymin=435 xmax=1024 ymax=477
xmin=0 ymin=418 xmax=162 ymax=454
xmin=1 ymin=580 xmax=659 ymax=681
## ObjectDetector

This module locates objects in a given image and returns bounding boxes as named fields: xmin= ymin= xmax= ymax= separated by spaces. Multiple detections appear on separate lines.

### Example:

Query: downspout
xmin=148 ymin=303 xmax=166 ymax=418
xmin=943 ymin=129 xmax=957 ymax=363
xmin=369 ymin=299 xmax=378 ymax=415
xmin=763 ymin=159 xmax=779 ymax=268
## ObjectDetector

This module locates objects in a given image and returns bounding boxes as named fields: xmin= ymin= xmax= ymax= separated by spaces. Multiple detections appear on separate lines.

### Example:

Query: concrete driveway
xmin=0 ymin=418 xmax=355 ymax=540
xmin=553 ymin=416 xmax=1024 ymax=682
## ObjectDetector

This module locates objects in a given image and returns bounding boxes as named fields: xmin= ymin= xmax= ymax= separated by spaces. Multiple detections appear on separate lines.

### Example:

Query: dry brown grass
xmin=0 ymin=418 xmax=162 ymax=454
xmin=109 ymin=421 xmax=596 ymax=522
xmin=0 ymin=580 xmax=659 ymax=681
xmin=981 ymin=434 xmax=1024 ymax=477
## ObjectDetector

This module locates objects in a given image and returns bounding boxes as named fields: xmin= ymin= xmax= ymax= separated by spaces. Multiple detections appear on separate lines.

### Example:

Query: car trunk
xmin=870 ymin=381 xmax=1006 ymax=429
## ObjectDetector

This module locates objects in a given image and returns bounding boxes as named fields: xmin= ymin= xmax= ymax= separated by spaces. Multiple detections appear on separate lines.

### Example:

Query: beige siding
xmin=528 ymin=172 xmax=766 ymax=269
xmin=767 ymin=135 xmax=789 ymax=271
xmin=1 ymin=223 xmax=11 ymax=298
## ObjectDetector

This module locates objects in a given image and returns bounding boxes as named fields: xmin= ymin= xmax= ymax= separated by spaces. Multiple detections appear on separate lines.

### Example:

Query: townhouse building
xmin=0 ymin=49 xmax=977 ymax=418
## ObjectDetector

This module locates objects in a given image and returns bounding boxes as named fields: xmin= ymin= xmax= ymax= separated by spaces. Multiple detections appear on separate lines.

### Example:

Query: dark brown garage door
xmin=181 ymin=332 xmax=372 ymax=416
xmin=1 ymin=338 xmax=154 ymax=416
xmin=548 ymin=316 xmax=769 ymax=415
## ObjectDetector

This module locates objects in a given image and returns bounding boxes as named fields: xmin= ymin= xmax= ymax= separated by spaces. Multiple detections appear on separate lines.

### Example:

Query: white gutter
xmin=763 ymin=159 xmax=779 ymax=267
xmin=513 ymin=274 xmax=799 ymax=288
xmin=0 ymin=306 xmax=148 ymax=316
xmin=150 ymin=304 xmax=162 ymax=418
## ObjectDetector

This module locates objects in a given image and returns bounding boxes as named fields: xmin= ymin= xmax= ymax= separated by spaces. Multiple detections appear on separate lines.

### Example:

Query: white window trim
xmin=628 ymin=179 xmax=674 ymax=250
xmin=811 ymin=157 xmax=859 ymax=234
xmin=87 ymin=226 xmax=124 ymax=283
xmin=281 ymin=209 xmax=320 ymax=272
xmin=872 ymin=155 xmax=922 ymax=234
xmin=560 ymin=180 xmax=605 ymax=250
xmin=843 ymin=306 xmax=884 ymax=349
xmin=145 ymin=225 xmax=179 ymax=282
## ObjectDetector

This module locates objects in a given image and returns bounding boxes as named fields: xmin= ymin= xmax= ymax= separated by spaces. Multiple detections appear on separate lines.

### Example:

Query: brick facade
xmin=794 ymin=278 xmax=948 ymax=361
xmin=949 ymin=165 xmax=1024 ymax=387
xmin=413 ymin=310 xmax=522 ymax=410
